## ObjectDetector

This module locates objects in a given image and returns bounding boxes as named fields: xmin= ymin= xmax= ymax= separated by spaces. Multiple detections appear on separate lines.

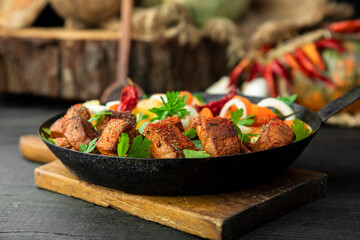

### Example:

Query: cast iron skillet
xmin=39 ymin=86 xmax=360 ymax=195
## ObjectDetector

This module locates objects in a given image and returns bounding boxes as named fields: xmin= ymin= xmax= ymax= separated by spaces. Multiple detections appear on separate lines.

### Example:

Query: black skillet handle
xmin=317 ymin=85 xmax=360 ymax=123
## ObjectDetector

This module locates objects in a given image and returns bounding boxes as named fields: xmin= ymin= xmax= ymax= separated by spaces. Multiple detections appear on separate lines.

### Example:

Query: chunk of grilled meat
xmin=253 ymin=118 xmax=295 ymax=151
xmin=64 ymin=103 xmax=91 ymax=120
xmin=63 ymin=117 xmax=99 ymax=151
xmin=158 ymin=115 xmax=184 ymax=132
xmin=53 ymin=137 xmax=71 ymax=149
xmin=144 ymin=122 xmax=196 ymax=158
xmin=191 ymin=116 xmax=241 ymax=157
xmin=50 ymin=103 xmax=90 ymax=138
xmin=96 ymin=119 xmax=141 ymax=156
xmin=96 ymin=110 xmax=136 ymax=134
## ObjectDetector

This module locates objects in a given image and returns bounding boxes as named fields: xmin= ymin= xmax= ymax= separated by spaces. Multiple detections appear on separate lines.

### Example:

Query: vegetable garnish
xmin=290 ymin=119 xmax=310 ymax=142
xmin=136 ymin=113 xmax=149 ymax=124
xmin=230 ymin=109 xmax=258 ymax=143
xmin=41 ymin=128 xmax=55 ymax=144
xmin=184 ymin=129 xmax=202 ymax=150
xmin=137 ymin=122 xmax=149 ymax=134
xmin=80 ymin=138 xmax=98 ymax=153
xmin=193 ymin=93 xmax=205 ymax=104
xmin=183 ymin=149 xmax=210 ymax=158
xmin=277 ymin=94 xmax=297 ymax=106
xmin=117 ymin=134 xmax=151 ymax=158
xmin=230 ymin=109 xmax=255 ymax=126
xmin=88 ymin=110 xmax=113 ymax=127
xmin=149 ymin=91 xmax=190 ymax=121
xmin=184 ymin=129 xmax=196 ymax=139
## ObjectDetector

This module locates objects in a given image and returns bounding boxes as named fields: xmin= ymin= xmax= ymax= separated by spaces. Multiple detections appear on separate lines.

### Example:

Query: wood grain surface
xmin=19 ymin=135 xmax=57 ymax=163
xmin=35 ymin=160 xmax=327 ymax=240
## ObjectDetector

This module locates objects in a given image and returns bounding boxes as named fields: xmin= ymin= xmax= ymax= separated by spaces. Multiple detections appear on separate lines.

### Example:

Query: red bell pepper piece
xmin=262 ymin=65 xmax=278 ymax=97
xmin=228 ymin=58 xmax=251 ymax=86
xmin=196 ymin=86 xmax=237 ymax=116
xmin=316 ymin=38 xmax=345 ymax=53
xmin=295 ymin=49 xmax=336 ymax=89
xmin=283 ymin=53 xmax=313 ymax=78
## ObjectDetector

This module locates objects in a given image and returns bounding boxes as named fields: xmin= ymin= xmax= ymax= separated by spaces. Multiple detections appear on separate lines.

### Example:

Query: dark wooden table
xmin=1 ymin=93 xmax=359 ymax=240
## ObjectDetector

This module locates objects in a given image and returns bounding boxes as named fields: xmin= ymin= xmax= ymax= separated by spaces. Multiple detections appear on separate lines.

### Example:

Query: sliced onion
xmin=181 ymin=106 xmax=199 ymax=130
xmin=238 ymin=125 xmax=252 ymax=134
xmin=149 ymin=94 xmax=167 ymax=103
xmin=105 ymin=100 xmax=119 ymax=108
xmin=257 ymin=98 xmax=295 ymax=120
xmin=86 ymin=105 xmax=107 ymax=115
xmin=219 ymin=98 xmax=247 ymax=118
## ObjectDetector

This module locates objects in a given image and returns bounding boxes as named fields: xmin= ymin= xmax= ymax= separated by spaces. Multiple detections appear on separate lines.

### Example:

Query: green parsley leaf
xmin=137 ymin=121 xmax=149 ymax=134
xmin=193 ymin=93 xmax=205 ymax=104
xmin=41 ymin=132 xmax=56 ymax=144
xmin=80 ymin=138 xmax=98 ymax=153
xmin=149 ymin=91 xmax=190 ymax=121
xmin=277 ymin=94 xmax=297 ymax=106
xmin=290 ymin=119 xmax=310 ymax=142
xmin=117 ymin=133 xmax=130 ymax=157
xmin=42 ymin=128 xmax=51 ymax=135
xmin=230 ymin=109 xmax=255 ymax=126
xmin=142 ymin=93 xmax=148 ymax=99
xmin=191 ymin=140 xmax=202 ymax=150
xmin=183 ymin=149 xmax=210 ymax=158
xmin=184 ymin=129 xmax=196 ymax=139
xmin=126 ymin=135 xmax=152 ymax=158
xmin=136 ymin=113 xmax=149 ymax=124
xmin=88 ymin=110 xmax=113 ymax=127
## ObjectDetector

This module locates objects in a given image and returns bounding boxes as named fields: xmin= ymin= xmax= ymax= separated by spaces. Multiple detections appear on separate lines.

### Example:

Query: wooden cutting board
xmin=35 ymin=160 xmax=327 ymax=240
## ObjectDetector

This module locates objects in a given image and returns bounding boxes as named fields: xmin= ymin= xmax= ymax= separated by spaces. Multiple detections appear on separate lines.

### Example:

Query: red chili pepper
xmin=271 ymin=60 xmax=293 ymax=93
xmin=283 ymin=53 xmax=313 ymax=78
xmin=228 ymin=58 xmax=251 ymax=86
xmin=262 ymin=65 xmax=278 ymax=97
xmin=316 ymin=38 xmax=345 ymax=53
xmin=116 ymin=85 xmax=138 ymax=111
xmin=196 ymin=86 xmax=237 ymax=116
xmin=328 ymin=19 xmax=360 ymax=33
xmin=247 ymin=61 xmax=263 ymax=82
xmin=295 ymin=49 xmax=336 ymax=88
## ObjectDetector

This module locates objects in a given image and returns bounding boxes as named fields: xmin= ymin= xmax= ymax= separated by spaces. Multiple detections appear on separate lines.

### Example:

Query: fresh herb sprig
xmin=117 ymin=133 xmax=151 ymax=158
xmin=183 ymin=149 xmax=210 ymax=158
xmin=88 ymin=110 xmax=113 ymax=127
xmin=149 ymin=91 xmax=190 ymax=121
xmin=184 ymin=129 xmax=202 ymax=150
xmin=277 ymin=94 xmax=297 ymax=105
xmin=230 ymin=109 xmax=258 ymax=143
xmin=136 ymin=113 xmax=150 ymax=134
xmin=290 ymin=119 xmax=310 ymax=142
xmin=80 ymin=138 xmax=98 ymax=153
xmin=41 ymin=128 xmax=55 ymax=144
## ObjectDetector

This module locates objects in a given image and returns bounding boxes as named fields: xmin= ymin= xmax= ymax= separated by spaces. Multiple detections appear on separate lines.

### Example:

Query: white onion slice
xmin=257 ymin=98 xmax=295 ymax=120
xmin=238 ymin=125 xmax=252 ymax=134
xmin=149 ymin=94 xmax=167 ymax=103
xmin=86 ymin=105 xmax=107 ymax=115
xmin=105 ymin=100 xmax=119 ymax=108
xmin=219 ymin=98 xmax=247 ymax=118
xmin=181 ymin=106 xmax=199 ymax=130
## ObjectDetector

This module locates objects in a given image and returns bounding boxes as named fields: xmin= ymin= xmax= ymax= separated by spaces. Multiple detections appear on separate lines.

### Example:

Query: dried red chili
xmin=262 ymin=65 xmax=278 ymax=97
xmin=295 ymin=49 xmax=335 ymax=88
xmin=328 ymin=19 xmax=360 ymax=33
xmin=116 ymin=85 xmax=138 ymax=111
xmin=271 ymin=60 xmax=293 ymax=93
xmin=247 ymin=61 xmax=262 ymax=82
xmin=228 ymin=58 xmax=251 ymax=86
xmin=196 ymin=86 xmax=237 ymax=116
xmin=316 ymin=38 xmax=345 ymax=53
xmin=283 ymin=53 xmax=313 ymax=78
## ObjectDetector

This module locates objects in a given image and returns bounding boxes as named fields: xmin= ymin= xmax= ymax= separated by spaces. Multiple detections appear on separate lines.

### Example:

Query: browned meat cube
xmin=96 ymin=110 xmax=136 ymax=134
xmin=50 ymin=103 xmax=91 ymax=138
xmin=158 ymin=115 xmax=184 ymax=132
xmin=191 ymin=116 xmax=241 ymax=157
xmin=50 ymin=117 xmax=66 ymax=138
xmin=53 ymin=137 xmax=71 ymax=148
xmin=96 ymin=119 xmax=141 ymax=156
xmin=63 ymin=117 xmax=99 ymax=151
xmin=144 ymin=123 xmax=196 ymax=158
xmin=63 ymin=103 xmax=91 ymax=120
xmin=253 ymin=118 xmax=295 ymax=151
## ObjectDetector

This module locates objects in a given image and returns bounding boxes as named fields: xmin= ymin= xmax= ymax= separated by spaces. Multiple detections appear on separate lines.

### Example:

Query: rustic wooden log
xmin=0 ymin=28 xmax=228 ymax=101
